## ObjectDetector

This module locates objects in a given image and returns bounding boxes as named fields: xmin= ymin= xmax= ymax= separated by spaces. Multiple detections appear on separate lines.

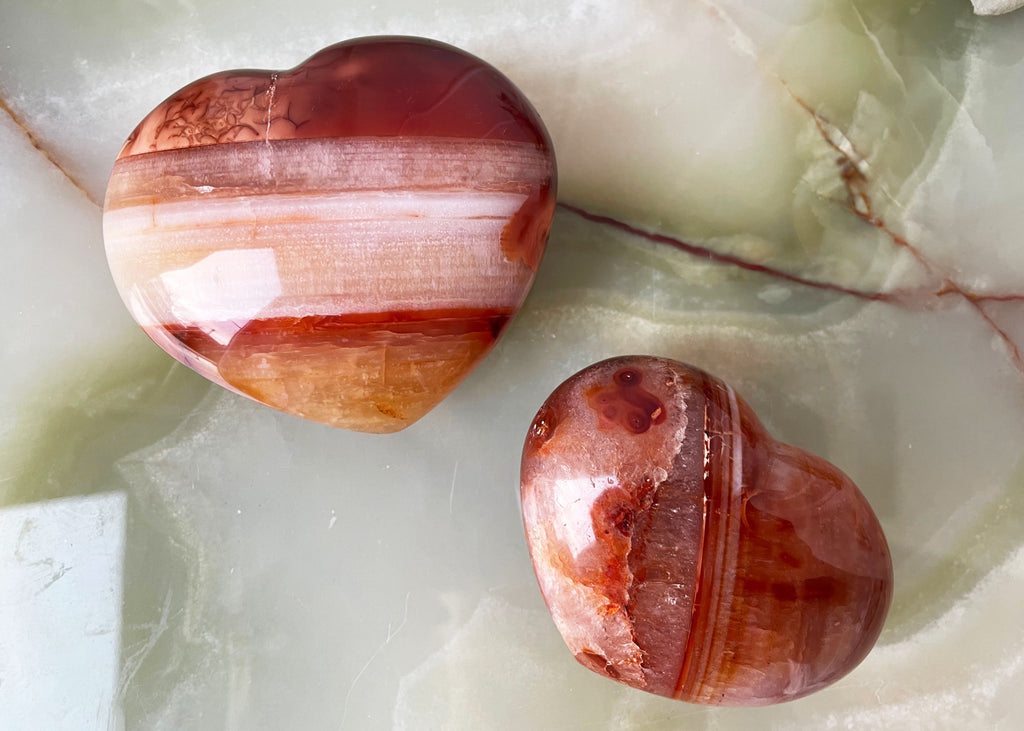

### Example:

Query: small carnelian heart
xmin=521 ymin=356 xmax=893 ymax=706
xmin=103 ymin=36 xmax=556 ymax=433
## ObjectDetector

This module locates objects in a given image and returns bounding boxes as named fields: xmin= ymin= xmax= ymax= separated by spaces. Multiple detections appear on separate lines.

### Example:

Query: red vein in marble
xmin=559 ymin=199 xmax=1024 ymax=377
xmin=794 ymin=98 xmax=1024 ymax=375
xmin=0 ymin=92 xmax=101 ymax=206
xmin=556 ymin=202 xmax=895 ymax=303
xmin=688 ymin=14 xmax=1024 ymax=371
xmin=955 ymin=292 xmax=1024 ymax=303
xmin=859 ymin=210 xmax=1024 ymax=372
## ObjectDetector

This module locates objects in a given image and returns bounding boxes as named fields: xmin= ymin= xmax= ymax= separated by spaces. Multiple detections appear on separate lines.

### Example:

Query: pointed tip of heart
xmin=215 ymin=310 xmax=510 ymax=433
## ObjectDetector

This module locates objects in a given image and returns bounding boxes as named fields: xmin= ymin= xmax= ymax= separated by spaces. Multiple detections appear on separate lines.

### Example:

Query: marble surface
xmin=2 ymin=0 xmax=1024 ymax=728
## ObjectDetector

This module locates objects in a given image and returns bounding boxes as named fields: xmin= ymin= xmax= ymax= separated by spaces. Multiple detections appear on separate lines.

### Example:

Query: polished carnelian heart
xmin=103 ymin=36 xmax=556 ymax=433
xmin=521 ymin=356 xmax=893 ymax=706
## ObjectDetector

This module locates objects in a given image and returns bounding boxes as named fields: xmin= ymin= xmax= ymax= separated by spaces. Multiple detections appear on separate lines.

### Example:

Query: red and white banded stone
xmin=103 ymin=36 xmax=556 ymax=433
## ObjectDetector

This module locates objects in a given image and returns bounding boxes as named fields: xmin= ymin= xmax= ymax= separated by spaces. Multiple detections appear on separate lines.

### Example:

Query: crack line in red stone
xmin=0 ymin=92 xmax=101 ymax=207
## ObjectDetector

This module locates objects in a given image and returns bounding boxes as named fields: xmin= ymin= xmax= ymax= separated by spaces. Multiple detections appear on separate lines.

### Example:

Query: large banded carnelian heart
xmin=103 ymin=36 xmax=556 ymax=433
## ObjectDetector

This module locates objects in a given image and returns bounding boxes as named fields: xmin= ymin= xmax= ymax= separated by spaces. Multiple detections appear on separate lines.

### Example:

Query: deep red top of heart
xmin=118 ymin=36 xmax=551 ymax=159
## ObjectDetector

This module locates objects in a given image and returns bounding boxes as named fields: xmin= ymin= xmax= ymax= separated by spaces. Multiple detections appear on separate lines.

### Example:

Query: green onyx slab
xmin=3 ymin=0 xmax=1024 ymax=727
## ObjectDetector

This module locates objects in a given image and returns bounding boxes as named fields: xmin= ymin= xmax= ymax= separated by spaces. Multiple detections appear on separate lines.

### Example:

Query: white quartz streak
xmin=103 ymin=190 xmax=528 ymax=325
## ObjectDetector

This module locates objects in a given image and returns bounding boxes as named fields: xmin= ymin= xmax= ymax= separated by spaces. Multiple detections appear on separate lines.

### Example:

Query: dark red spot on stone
xmin=525 ymin=404 xmax=559 ymax=455
xmin=585 ymin=367 xmax=667 ymax=435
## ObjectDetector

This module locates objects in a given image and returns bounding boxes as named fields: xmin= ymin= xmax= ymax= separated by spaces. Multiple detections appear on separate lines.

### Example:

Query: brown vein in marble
xmin=559 ymin=95 xmax=1024 ymax=379
xmin=559 ymin=199 xmax=1024 ymax=375
xmin=794 ymin=98 xmax=1024 ymax=375
xmin=556 ymin=202 xmax=895 ymax=303
xmin=693 ymin=0 xmax=1024 ymax=373
xmin=0 ymin=92 xmax=101 ymax=206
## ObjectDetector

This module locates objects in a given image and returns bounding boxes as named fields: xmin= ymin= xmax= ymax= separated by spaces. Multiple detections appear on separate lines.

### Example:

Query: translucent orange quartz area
xmin=103 ymin=37 xmax=556 ymax=432
xmin=164 ymin=310 xmax=512 ymax=433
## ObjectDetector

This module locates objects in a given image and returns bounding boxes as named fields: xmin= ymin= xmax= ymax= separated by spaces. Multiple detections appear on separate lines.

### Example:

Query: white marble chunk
xmin=972 ymin=0 xmax=1024 ymax=15
xmin=0 ymin=494 xmax=127 ymax=731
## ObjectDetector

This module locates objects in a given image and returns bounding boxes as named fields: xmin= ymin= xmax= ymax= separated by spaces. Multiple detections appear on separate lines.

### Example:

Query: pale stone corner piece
xmin=972 ymin=0 xmax=1024 ymax=16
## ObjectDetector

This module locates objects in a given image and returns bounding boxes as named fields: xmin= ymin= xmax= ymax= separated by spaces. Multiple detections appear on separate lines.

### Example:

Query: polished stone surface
xmin=3 ymin=1 xmax=1024 ymax=728
xmin=521 ymin=356 xmax=892 ymax=705
xmin=103 ymin=37 xmax=555 ymax=433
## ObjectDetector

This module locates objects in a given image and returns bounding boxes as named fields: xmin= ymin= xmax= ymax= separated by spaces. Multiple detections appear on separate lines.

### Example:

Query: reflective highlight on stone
xmin=520 ymin=356 xmax=893 ymax=706
xmin=103 ymin=37 xmax=556 ymax=433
